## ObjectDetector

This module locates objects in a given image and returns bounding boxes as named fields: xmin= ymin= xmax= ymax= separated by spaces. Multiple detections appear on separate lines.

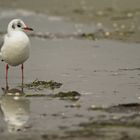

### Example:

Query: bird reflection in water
xmin=0 ymin=85 xmax=30 ymax=132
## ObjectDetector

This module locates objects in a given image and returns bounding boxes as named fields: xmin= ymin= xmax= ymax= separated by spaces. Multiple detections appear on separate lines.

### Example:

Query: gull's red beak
xmin=23 ymin=27 xmax=33 ymax=31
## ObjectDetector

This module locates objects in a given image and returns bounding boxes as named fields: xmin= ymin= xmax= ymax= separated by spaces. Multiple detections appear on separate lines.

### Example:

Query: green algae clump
xmin=24 ymin=79 xmax=62 ymax=90
xmin=54 ymin=91 xmax=81 ymax=100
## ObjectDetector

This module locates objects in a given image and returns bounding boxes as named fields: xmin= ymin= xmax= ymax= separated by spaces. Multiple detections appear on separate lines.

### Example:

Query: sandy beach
xmin=0 ymin=0 xmax=140 ymax=140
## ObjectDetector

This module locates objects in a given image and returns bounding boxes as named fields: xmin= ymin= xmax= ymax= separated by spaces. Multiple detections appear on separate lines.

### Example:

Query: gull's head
xmin=7 ymin=19 xmax=33 ymax=34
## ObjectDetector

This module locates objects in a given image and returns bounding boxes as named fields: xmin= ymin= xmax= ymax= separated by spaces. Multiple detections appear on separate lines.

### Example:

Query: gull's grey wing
xmin=0 ymin=41 xmax=4 ymax=51
xmin=0 ymin=105 xmax=3 ymax=117
xmin=0 ymin=36 xmax=4 ymax=61
xmin=0 ymin=36 xmax=4 ymax=51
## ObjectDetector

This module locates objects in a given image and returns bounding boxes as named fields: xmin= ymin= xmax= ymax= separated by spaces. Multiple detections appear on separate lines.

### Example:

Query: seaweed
xmin=23 ymin=79 xmax=62 ymax=90
xmin=54 ymin=91 xmax=81 ymax=101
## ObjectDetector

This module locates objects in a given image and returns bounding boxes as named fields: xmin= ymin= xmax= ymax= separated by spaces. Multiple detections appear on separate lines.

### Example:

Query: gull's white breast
xmin=1 ymin=31 xmax=30 ymax=66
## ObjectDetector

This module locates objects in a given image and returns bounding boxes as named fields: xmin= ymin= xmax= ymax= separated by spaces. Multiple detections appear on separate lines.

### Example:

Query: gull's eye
xmin=17 ymin=23 xmax=21 ymax=28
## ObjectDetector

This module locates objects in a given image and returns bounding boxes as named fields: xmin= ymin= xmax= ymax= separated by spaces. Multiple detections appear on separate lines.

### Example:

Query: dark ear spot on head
xmin=12 ymin=24 xmax=15 ymax=29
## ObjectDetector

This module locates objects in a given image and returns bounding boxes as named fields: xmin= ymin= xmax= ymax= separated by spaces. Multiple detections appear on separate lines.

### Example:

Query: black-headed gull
xmin=0 ymin=19 xmax=33 ymax=85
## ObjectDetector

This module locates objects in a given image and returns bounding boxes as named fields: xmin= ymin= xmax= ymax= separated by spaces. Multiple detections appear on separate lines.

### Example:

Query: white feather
xmin=0 ymin=19 xmax=31 ymax=66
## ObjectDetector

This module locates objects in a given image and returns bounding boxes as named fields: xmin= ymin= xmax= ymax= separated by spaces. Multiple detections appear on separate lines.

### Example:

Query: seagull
xmin=0 ymin=19 xmax=33 ymax=86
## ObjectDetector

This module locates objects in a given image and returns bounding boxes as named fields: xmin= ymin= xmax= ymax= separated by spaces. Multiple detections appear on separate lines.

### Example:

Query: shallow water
xmin=0 ymin=1 xmax=140 ymax=140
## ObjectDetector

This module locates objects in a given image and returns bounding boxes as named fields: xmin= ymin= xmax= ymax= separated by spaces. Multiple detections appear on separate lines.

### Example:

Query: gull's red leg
xmin=6 ymin=64 xmax=9 ymax=89
xmin=6 ymin=64 xmax=9 ymax=80
xmin=21 ymin=64 xmax=24 ymax=85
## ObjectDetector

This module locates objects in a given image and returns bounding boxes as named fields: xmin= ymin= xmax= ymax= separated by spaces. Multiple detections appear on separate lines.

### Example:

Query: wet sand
xmin=0 ymin=0 xmax=140 ymax=140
